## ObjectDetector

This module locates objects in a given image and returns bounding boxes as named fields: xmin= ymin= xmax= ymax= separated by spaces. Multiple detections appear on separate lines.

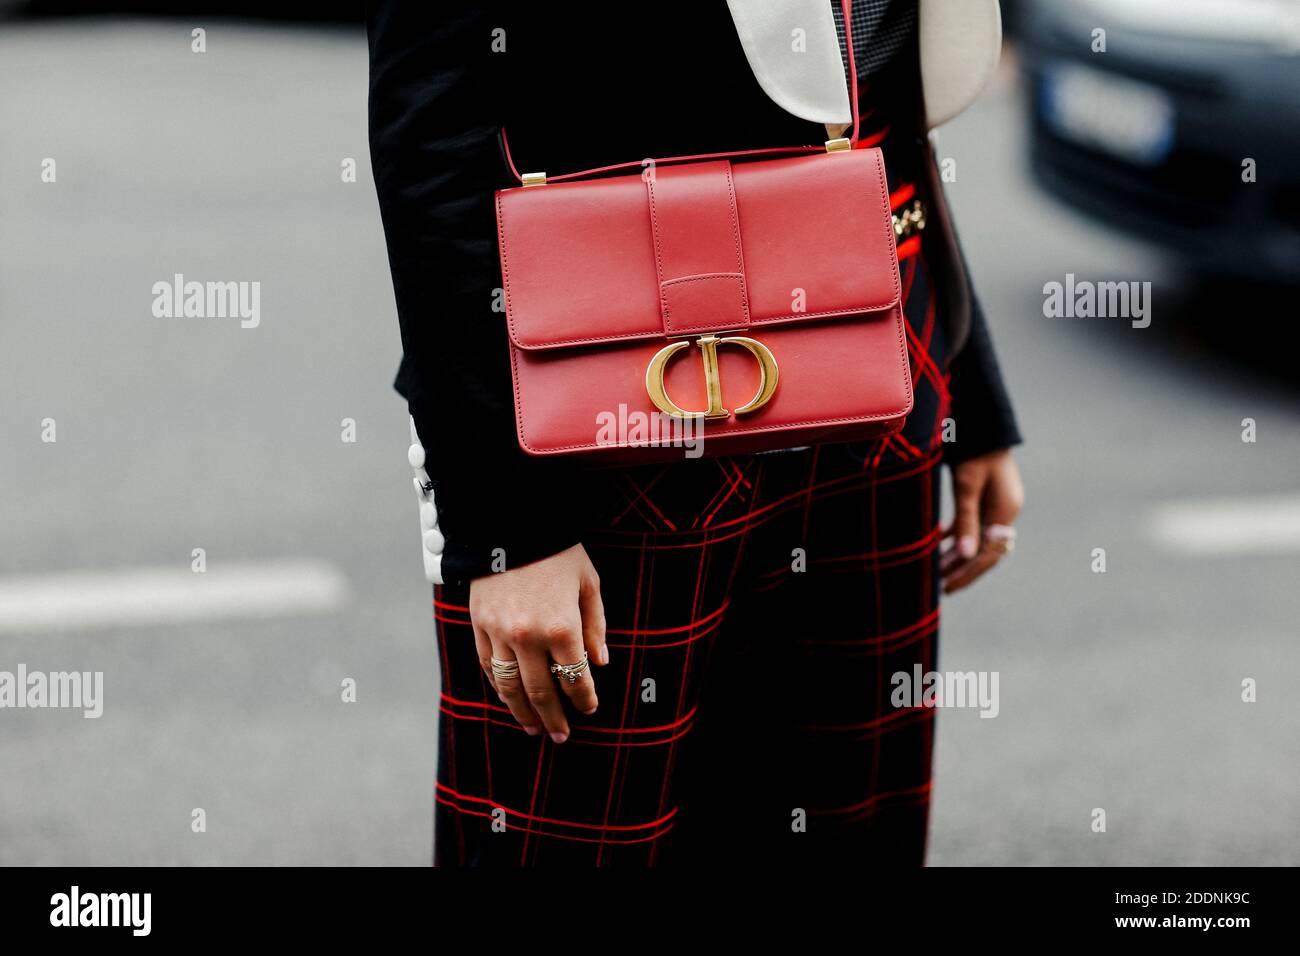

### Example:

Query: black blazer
xmin=364 ymin=1 xmax=1021 ymax=587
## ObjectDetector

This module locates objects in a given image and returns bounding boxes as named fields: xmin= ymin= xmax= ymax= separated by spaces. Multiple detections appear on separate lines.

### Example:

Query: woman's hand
xmin=468 ymin=544 xmax=608 ymax=743
xmin=941 ymin=449 xmax=1024 ymax=595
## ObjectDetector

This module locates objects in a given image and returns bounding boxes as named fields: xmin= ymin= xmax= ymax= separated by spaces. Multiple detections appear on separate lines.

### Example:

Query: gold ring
xmin=490 ymin=657 xmax=520 ymax=680
xmin=983 ymin=523 xmax=1016 ymax=556
xmin=549 ymin=653 xmax=590 ymax=685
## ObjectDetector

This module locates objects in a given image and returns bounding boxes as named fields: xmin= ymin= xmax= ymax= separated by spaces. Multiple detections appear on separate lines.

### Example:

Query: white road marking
xmin=0 ymin=560 xmax=349 ymax=633
xmin=1146 ymin=495 xmax=1300 ymax=556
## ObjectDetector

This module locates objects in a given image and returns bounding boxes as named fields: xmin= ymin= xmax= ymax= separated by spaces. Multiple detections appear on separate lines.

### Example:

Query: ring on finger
xmin=549 ymin=653 xmax=589 ymax=685
xmin=490 ymin=657 xmax=520 ymax=681
xmin=982 ymin=523 xmax=1016 ymax=555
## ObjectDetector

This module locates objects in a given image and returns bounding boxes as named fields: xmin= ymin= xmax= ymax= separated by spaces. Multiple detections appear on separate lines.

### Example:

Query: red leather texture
xmin=495 ymin=146 xmax=913 ymax=459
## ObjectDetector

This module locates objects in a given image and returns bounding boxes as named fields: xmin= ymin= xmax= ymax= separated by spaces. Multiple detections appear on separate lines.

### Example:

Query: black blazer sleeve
xmin=944 ymin=286 xmax=1023 ymax=464
xmin=936 ymin=170 xmax=1024 ymax=465
xmin=364 ymin=1 xmax=592 ymax=586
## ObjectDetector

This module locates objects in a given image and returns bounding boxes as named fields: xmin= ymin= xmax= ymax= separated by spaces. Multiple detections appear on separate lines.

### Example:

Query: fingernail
xmin=582 ymin=705 xmax=598 ymax=715
xmin=958 ymin=535 xmax=978 ymax=559
xmin=598 ymin=646 xmax=609 ymax=666
xmin=524 ymin=725 xmax=540 ymax=736
xmin=550 ymin=731 xmax=568 ymax=744
xmin=498 ymin=692 xmax=506 ymax=703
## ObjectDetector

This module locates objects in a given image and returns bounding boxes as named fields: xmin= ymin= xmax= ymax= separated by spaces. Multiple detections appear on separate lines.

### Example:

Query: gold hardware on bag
xmin=645 ymin=334 xmax=779 ymax=420
xmin=825 ymin=137 xmax=852 ymax=153
xmin=893 ymin=199 xmax=927 ymax=240
xmin=521 ymin=171 xmax=547 ymax=187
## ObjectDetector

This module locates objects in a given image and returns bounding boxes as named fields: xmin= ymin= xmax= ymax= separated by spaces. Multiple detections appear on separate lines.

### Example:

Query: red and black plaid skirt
xmin=432 ymin=186 xmax=953 ymax=867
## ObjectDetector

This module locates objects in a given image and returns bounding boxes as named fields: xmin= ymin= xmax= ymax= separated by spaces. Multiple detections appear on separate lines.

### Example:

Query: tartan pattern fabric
xmin=433 ymin=442 xmax=945 ymax=866
xmin=430 ymin=166 xmax=953 ymax=864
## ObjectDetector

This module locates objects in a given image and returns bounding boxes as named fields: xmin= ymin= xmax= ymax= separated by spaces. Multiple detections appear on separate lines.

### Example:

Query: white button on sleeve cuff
xmin=409 ymin=415 xmax=444 ymax=585
xmin=423 ymin=547 xmax=444 ymax=586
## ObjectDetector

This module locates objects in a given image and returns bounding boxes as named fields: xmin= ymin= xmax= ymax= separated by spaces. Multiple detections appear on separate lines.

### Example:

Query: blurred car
xmin=1019 ymin=0 xmax=1300 ymax=283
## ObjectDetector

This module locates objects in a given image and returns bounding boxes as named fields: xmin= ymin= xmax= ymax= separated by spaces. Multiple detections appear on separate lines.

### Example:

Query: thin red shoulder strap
xmin=502 ymin=0 xmax=860 ymax=184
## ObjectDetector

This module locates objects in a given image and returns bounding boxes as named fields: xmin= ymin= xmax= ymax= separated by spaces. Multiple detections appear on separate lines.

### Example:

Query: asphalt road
xmin=1 ymin=19 xmax=1297 ymax=866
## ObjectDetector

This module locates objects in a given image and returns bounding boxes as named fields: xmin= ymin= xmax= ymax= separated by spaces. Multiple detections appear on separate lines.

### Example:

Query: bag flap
xmin=495 ymin=148 xmax=901 ymax=351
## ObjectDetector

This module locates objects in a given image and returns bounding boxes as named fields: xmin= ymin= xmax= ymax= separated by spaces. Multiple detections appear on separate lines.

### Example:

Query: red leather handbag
xmin=494 ymin=1 xmax=912 ymax=460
